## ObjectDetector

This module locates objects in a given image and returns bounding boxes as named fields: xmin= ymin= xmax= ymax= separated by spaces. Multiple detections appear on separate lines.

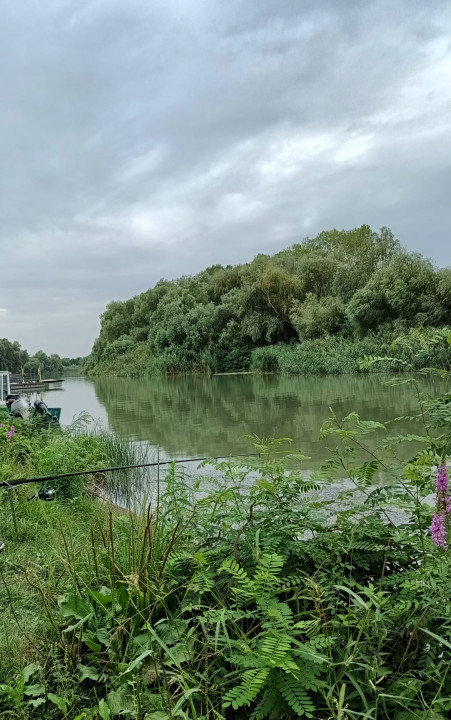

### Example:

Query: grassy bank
xmin=85 ymin=327 xmax=451 ymax=378
xmin=2 ymin=372 xmax=451 ymax=718
xmin=0 ymin=417 xmax=147 ymax=689
xmin=86 ymin=343 xmax=153 ymax=378
xmin=250 ymin=326 xmax=451 ymax=375
xmin=250 ymin=337 xmax=387 ymax=374
xmin=86 ymin=337 xmax=381 ymax=377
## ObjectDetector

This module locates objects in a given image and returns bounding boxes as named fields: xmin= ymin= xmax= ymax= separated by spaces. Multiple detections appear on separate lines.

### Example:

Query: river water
xmin=38 ymin=373 xmax=447 ymax=469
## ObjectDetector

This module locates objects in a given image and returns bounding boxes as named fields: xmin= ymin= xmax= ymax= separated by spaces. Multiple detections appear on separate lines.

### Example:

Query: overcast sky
xmin=0 ymin=0 xmax=450 ymax=356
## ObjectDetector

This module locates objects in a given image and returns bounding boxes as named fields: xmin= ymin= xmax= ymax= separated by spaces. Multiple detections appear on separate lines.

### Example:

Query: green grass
xmin=2 ymin=356 xmax=451 ymax=718
xmin=0 ymin=493 xmax=105 ymax=674
xmin=0 ymin=417 xmax=148 ymax=679
xmin=251 ymin=337 xmax=388 ymax=374
xmin=250 ymin=328 xmax=451 ymax=375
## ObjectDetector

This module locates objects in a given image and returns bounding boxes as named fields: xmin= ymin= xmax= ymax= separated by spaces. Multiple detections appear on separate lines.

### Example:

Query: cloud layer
xmin=1 ymin=0 xmax=450 ymax=355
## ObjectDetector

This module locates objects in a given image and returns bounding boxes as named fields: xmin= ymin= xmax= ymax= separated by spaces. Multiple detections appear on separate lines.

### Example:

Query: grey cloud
xmin=0 ymin=0 xmax=450 ymax=355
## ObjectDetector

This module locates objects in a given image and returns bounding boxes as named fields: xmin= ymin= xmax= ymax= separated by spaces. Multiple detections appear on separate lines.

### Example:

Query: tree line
xmin=85 ymin=225 xmax=451 ymax=375
xmin=0 ymin=339 xmax=83 ymax=377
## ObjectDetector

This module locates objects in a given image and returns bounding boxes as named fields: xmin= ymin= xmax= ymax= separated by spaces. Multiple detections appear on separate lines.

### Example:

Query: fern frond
xmin=220 ymin=556 xmax=250 ymax=582
xmin=276 ymin=673 xmax=315 ymax=717
xmin=251 ymin=687 xmax=282 ymax=720
xmin=260 ymin=632 xmax=292 ymax=661
xmin=222 ymin=668 xmax=269 ymax=709
xmin=292 ymin=620 xmax=319 ymax=638
xmin=261 ymin=603 xmax=293 ymax=629
xmin=253 ymin=553 xmax=284 ymax=593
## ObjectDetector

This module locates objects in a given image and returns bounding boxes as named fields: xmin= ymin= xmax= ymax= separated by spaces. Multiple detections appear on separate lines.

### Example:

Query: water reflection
xmin=62 ymin=373 xmax=448 ymax=467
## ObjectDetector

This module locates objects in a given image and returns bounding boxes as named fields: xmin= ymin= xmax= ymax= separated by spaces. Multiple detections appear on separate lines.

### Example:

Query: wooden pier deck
xmin=10 ymin=378 xmax=64 ymax=392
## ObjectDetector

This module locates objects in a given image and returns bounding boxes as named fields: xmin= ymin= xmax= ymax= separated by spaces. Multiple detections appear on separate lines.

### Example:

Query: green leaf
xmin=97 ymin=627 xmax=111 ymax=646
xmin=23 ymin=683 xmax=45 ymax=697
xmin=122 ymin=649 xmax=153 ymax=676
xmin=155 ymin=619 xmax=189 ymax=644
xmin=58 ymin=593 xmax=93 ymax=620
xmin=146 ymin=627 xmax=184 ymax=670
xmin=82 ymin=632 xmax=101 ymax=653
xmin=172 ymin=688 xmax=202 ymax=714
xmin=419 ymin=627 xmax=451 ymax=650
xmin=107 ymin=685 xmax=135 ymax=716
xmin=113 ymin=584 xmax=130 ymax=611
xmin=22 ymin=664 xmax=39 ymax=684
xmin=98 ymin=698 xmax=111 ymax=720
xmin=63 ymin=616 xmax=91 ymax=634
xmin=334 ymin=584 xmax=369 ymax=609
xmin=48 ymin=693 xmax=69 ymax=713
xmin=28 ymin=697 xmax=46 ymax=708
xmin=79 ymin=664 xmax=100 ymax=682
xmin=88 ymin=588 xmax=113 ymax=606
xmin=164 ymin=642 xmax=194 ymax=666
xmin=133 ymin=631 xmax=152 ymax=650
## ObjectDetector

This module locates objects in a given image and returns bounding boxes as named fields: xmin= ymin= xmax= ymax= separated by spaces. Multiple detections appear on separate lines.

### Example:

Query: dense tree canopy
xmin=0 ymin=339 xmax=70 ymax=376
xmin=86 ymin=226 xmax=451 ymax=375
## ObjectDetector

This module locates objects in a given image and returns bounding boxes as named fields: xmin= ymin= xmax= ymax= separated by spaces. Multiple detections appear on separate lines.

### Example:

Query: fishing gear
xmin=0 ymin=450 xmax=285 ymax=489
xmin=38 ymin=487 xmax=56 ymax=501
xmin=27 ymin=486 xmax=56 ymax=502
xmin=0 ymin=450 xmax=295 ymax=541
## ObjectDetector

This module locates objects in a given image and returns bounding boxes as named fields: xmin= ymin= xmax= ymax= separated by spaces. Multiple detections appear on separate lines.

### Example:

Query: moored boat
xmin=1 ymin=370 xmax=61 ymax=422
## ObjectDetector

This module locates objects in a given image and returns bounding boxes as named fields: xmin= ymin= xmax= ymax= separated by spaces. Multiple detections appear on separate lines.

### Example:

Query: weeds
xmin=251 ymin=328 xmax=451 ymax=376
xmin=1 ymin=332 xmax=451 ymax=718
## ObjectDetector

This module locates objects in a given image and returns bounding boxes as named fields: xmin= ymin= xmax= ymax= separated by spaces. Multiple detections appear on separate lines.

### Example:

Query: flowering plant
xmin=0 ymin=423 xmax=15 ymax=441
xmin=430 ymin=463 xmax=450 ymax=548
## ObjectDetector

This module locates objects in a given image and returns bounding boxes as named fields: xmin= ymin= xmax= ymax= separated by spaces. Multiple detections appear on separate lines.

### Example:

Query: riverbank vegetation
xmin=85 ymin=225 xmax=451 ymax=376
xmin=0 ymin=338 xmax=85 ymax=377
xmin=2 ymin=335 xmax=451 ymax=718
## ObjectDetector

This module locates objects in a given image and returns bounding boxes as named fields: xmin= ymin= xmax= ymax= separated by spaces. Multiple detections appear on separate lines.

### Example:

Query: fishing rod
xmin=1 ymin=450 xmax=299 ymax=542
xmin=0 ymin=451 xmax=287 ymax=490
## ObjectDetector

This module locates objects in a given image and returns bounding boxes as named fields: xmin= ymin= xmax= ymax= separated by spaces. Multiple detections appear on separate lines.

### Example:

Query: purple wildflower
xmin=436 ymin=465 xmax=449 ymax=493
xmin=430 ymin=463 xmax=450 ymax=548
xmin=431 ymin=512 xmax=447 ymax=548
xmin=0 ymin=423 xmax=4 ymax=428
xmin=5 ymin=426 xmax=15 ymax=442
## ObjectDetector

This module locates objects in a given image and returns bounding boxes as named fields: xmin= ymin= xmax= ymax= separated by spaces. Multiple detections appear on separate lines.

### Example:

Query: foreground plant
xmin=430 ymin=464 xmax=451 ymax=548
xmin=1 ymin=333 xmax=451 ymax=718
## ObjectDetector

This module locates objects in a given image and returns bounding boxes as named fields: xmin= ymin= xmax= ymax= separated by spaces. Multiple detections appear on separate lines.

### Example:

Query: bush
xmin=2 ymin=408 xmax=451 ymax=718
xmin=291 ymin=294 xmax=348 ymax=339
xmin=251 ymin=337 xmax=392 ymax=375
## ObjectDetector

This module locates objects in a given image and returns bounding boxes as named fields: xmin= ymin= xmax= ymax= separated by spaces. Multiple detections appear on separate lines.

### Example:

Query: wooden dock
xmin=10 ymin=379 xmax=64 ymax=392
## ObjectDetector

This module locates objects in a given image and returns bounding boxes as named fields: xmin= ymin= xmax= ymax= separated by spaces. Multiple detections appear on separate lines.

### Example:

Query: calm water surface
xmin=39 ymin=374 xmax=448 ymax=468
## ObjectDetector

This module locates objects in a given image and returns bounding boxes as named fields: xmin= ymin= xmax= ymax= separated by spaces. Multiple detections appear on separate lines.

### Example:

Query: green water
xmin=47 ymin=373 xmax=448 ymax=467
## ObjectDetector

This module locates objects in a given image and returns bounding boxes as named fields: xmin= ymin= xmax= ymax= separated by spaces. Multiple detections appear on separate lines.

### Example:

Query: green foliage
xmin=291 ymin=294 xmax=348 ymax=339
xmin=24 ymin=350 xmax=63 ymax=377
xmin=0 ymin=664 xmax=45 ymax=717
xmin=251 ymin=336 xmax=390 ymax=374
xmin=0 ymin=415 xmax=114 ymax=496
xmin=0 ymin=338 xmax=29 ymax=372
xmin=85 ymin=225 xmax=451 ymax=377
xmin=3 ymin=331 xmax=451 ymax=717
xmin=347 ymin=253 xmax=443 ymax=335
xmin=0 ymin=338 xmax=64 ymax=375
